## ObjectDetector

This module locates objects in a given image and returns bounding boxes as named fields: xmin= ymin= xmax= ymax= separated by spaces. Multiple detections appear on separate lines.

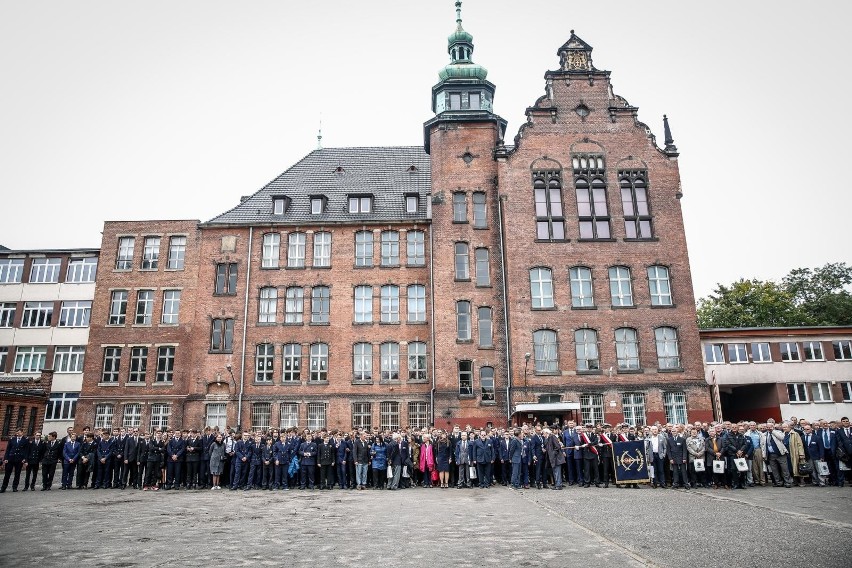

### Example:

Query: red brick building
xmin=76 ymin=10 xmax=711 ymax=432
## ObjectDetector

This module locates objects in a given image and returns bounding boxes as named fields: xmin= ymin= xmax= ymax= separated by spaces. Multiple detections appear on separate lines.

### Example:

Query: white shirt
xmin=651 ymin=436 xmax=659 ymax=453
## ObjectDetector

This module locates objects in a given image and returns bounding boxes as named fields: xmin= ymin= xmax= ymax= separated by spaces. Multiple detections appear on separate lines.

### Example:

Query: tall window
xmin=533 ymin=329 xmax=558 ymax=373
xmin=458 ymin=360 xmax=473 ymax=395
xmin=620 ymin=172 xmax=653 ymax=239
xmin=408 ymin=401 xmax=429 ymax=429
xmin=150 ymin=403 xmax=171 ymax=431
xmin=141 ymin=237 xmax=160 ymax=269
xmin=530 ymin=268 xmax=554 ymax=309
xmin=66 ymin=257 xmax=98 ymax=282
xmin=128 ymin=346 xmax=148 ymax=382
xmin=0 ymin=258 xmax=24 ymax=283
xmin=311 ymin=286 xmax=330 ymax=323
xmin=355 ymin=231 xmax=373 ymax=267
xmin=834 ymin=340 xmax=852 ymax=360
xmin=752 ymin=342 xmax=771 ymax=362
xmin=313 ymin=232 xmax=331 ymax=267
xmin=478 ymin=307 xmax=493 ymax=348
xmin=352 ymin=402 xmax=372 ymax=429
xmin=407 ymin=284 xmax=426 ymax=323
xmin=161 ymin=291 xmax=181 ymax=324
xmin=258 ymin=287 xmax=277 ymax=324
xmin=621 ymin=392 xmax=646 ymax=426
xmin=380 ymin=285 xmax=399 ymax=323
xmin=480 ymin=367 xmax=495 ymax=402
xmin=255 ymin=343 xmax=274 ymax=382
xmin=380 ymin=231 xmax=399 ymax=266
xmin=46 ymin=392 xmax=78 ymax=421
xmin=615 ymin=328 xmax=640 ymax=370
xmin=116 ymin=237 xmax=135 ymax=270
xmin=262 ymin=233 xmax=280 ymax=268
xmin=54 ymin=346 xmax=85 ymax=373
xmin=655 ymin=327 xmax=681 ymax=369
xmin=475 ymin=248 xmax=490 ymax=286
xmin=155 ymin=346 xmax=175 ymax=382
xmin=533 ymin=171 xmax=566 ymax=240
xmin=307 ymin=402 xmax=327 ymax=430
xmin=215 ymin=263 xmax=238 ymax=295
xmin=309 ymin=343 xmax=328 ymax=381
xmin=664 ymin=392 xmax=688 ymax=424
xmin=408 ymin=342 xmax=427 ymax=381
xmin=210 ymin=319 xmax=234 ymax=352
xmin=288 ymin=232 xmax=306 ymax=268
xmin=576 ymin=181 xmax=610 ymax=240
xmin=285 ymin=287 xmax=303 ymax=324
xmin=380 ymin=342 xmax=400 ymax=381
xmin=647 ymin=266 xmax=672 ymax=306
xmin=472 ymin=192 xmax=487 ymax=228
xmin=780 ymin=342 xmax=800 ymax=361
xmin=454 ymin=242 xmax=469 ymax=280
xmin=354 ymin=285 xmax=373 ymax=323
xmin=21 ymin=301 xmax=53 ymax=327
xmin=102 ymin=347 xmax=121 ymax=382
xmin=608 ymin=266 xmax=633 ymax=307
xmin=207 ymin=403 xmax=228 ymax=430
xmin=802 ymin=341 xmax=824 ymax=361
xmin=575 ymin=329 xmax=600 ymax=371
xmin=108 ymin=291 xmax=127 ymax=326
xmin=282 ymin=344 xmax=302 ymax=382
xmin=580 ymin=394 xmax=604 ymax=425
xmin=353 ymin=342 xmax=372 ymax=382
xmin=452 ymin=192 xmax=467 ymax=223
xmin=94 ymin=404 xmax=114 ymax=429
xmin=167 ymin=236 xmax=186 ymax=270
xmin=135 ymin=290 xmax=154 ymax=325
xmin=456 ymin=301 xmax=471 ymax=341
xmin=279 ymin=403 xmax=299 ymax=429
xmin=407 ymin=230 xmax=425 ymax=265
xmin=0 ymin=303 xmax=13 ymax=327
xmin=380 ymin=401 xmax=401 ymax=430
xmin=123 ymin=403 xmax=142 ymax=428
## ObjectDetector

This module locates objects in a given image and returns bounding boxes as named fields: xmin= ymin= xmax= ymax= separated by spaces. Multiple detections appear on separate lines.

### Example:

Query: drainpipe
xmin=237 ymin=227 xmax=253 ymax=428
xmin=429 ymin=224 xmax=437 ymax=427
xmin=497 ymin=193 xmax=513 ymax=426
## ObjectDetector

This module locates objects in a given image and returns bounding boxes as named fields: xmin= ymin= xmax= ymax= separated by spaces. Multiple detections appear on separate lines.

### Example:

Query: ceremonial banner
xmin=612 ymin=441 xmax=650 ymax=484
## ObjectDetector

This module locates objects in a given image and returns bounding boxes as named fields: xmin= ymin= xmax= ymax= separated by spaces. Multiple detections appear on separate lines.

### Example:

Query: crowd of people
xmin=2 ymin=416 xmax=852 ymax=494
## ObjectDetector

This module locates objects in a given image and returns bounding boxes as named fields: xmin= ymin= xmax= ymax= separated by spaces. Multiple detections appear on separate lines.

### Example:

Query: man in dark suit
xmin=581 ymin=426 xmax=600 ymax=488
xmin=801 ymin=423 xmax=825 ymax=487
xmin=385 ymin=433 xmax=403 ymax=490
xmin=835 ymin=417 xmax=852 ymax=487
xmin=123 ymin=431 xmax=139 ymax=489
xmin=95 ymin=431 xmax=114 ymax=489
xmin=298 ymin=435 xmax=318 ymax=490
xmin=1 ymin=428 xmax=29 ymax=492
xmin=473 ymin=430 xmax=494 ymax=488
xmin=185 ymin=429 xmax=202 ymax=489
xmin=498 ymin=431 xmax=512 ymax=486
xmin=111 ymin=428 xmax=126 ymax=489
xmin=166 ymin=430 xmax=187 ymax=490
xmin=530 ymin=427 xmax=546 ymax=489
xmin=61 ymin=432 xmax=81 ymax=489
xmin=40 ymin=432 xmax=62 ymax=490
xmin=571 ymin=426 xmax=587 ymax=487
xmin=508 ymin=429 xmax=523 ymax=489
xmin=77 ymin=432 xmax=97 ymax=489
xmin=562 ymin=421 xmax=578 ymax=486
xmin=200 ymin=427 xmax=215 ymax=489
xmin=816 ymin=421 xmax=838 ymax=486
xmin=23 ymin=430 xmax=46 ymax=491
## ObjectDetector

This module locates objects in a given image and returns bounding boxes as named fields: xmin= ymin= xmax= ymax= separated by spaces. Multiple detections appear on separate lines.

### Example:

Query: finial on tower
xmin=317 ymin=116 xmax=323 ymax=150
xmin=663 ymin=114 xmax=679 ymax=157
xmin=456 ymin=1 xmax=463 ymax=28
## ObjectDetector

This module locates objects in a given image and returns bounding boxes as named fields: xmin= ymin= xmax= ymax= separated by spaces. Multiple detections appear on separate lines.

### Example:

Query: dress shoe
xmin=22 ymin=487 xmax=28 ymax=492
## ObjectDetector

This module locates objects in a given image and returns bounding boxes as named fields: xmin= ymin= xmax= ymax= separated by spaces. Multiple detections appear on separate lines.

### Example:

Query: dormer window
xmin=348 ymin=196 xmax=373 ymax=214
xmin=311 ymin=197 xmax=326 ymax=215
xmin=405 ymin=195 xmax=418 ymax=214
xmin=272 ymin=196 xmax=289 ymax=215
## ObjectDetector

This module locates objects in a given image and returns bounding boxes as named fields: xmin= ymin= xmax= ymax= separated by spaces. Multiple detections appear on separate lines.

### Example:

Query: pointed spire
xmin=456 ymin=0 xmax=462 ymax=29
xmin=317 ymin=116 xmax=323 ymax=150
xmin=663 ymin=114 xmax=679 ymax=157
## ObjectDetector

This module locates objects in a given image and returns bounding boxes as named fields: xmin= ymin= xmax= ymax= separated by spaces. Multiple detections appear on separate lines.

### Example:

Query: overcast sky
xmin=1 ymin=1 xmax=849 ymax=298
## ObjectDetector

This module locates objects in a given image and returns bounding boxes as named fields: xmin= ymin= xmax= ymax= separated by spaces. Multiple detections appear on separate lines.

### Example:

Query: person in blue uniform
xmin=2 ymin=429 xmax=29 ymax=492
xmin=298 ymin=436 xmax=318 ymax=490
xmin=61 ymin=432 xmax=81 ymax=489
xmin=166 ymin=430 xmax=186 ymax=490
xmin=95 ymin=431 xmax=114 ymax=489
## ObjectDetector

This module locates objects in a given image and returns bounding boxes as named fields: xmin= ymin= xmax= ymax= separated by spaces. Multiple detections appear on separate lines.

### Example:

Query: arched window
xmin=574 ymin=329 xmax=600 ymax=371
xmin=620 ymin=172 xmax=653 ymax=239
xmin=475 ymin=248 xmax=490 ymax=286
xmin=569 ymin=266 xmax=594 ymax=307
xmin=615 ymin=328 xmax=640 ymax=370
xmin=313 ymin=231 xmax=331 ymax=267
xmin=480 ymin=367 xmax=495 ymax=402
xmin=608 ymin=266 xmax=633 ymax=306
xmin=533 ymin=329 xmax=558 ymax=373
xmin=647 ymin=265 xmax=672 ymax=306
xmin=573 ymin=154 xmax=610 ymax=239
xmin=455 ymin=242 xmax=470 ymax=280
xmin=532 ymin=170 xmax=565 ymax=240
xmin=255 ymin=343 xmax=274 ymax=382
xmin=530 ymin=267 xmax=554 ymax=308
xmin=456 ymin=301 xmax=471 ymax=341
xmin=287 ymin=232 xmax=306 ymax=268
xmin=258 ymin=287 xmax=277 ymax=323
xmin=655 ymin=327 xmax=681 ymax=369
xmin=261 ymin=233 xmax=280 ymax=268
xmin=353 ymin=342 xmax=372 ymax=382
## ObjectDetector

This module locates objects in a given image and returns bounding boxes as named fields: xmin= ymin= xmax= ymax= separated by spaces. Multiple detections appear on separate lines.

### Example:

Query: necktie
xmin=713 ymin=440 xmax=718 ymax=453
xmin=806 ymin=435 xmax=810 ymax=447
xmin=824 ymin=431 xmax=829 ymax=447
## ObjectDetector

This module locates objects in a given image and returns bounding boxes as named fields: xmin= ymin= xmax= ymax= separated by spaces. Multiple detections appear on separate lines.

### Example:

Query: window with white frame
xmin=458 ymin=360 xmax=473 ymax=395
xmin=833 ymin=340 xmax=852 ymax=360
xmin=14 ymin=346 xmax=47 ymax=373
xmin=348 ymin=196 xmax=372 ymax=214
xmin=475 ymin=248 xmax=490 ymax=286
xmin=533 ymin=329 xmax=558 ymax=373
xmin=478 ymin=307 xmax=493 ymax=348
xmin=285 ymin=287 xmax=303 ymax=324
xmin=530 ymin=268 xmax=554 ymax=309
xmin=29 ymin=258 xmax=61 ymax=283
xmin=66 ymin=257 xmax=98 ymax=282
xmin=575 ymin=329 xmax=600 ymax=371
xmin=647 ymin=265 xmax=672 ymax=306
xmin=307 ymin=402 xmax=327 ymax=430
xmin=311 ymin=197 xmax=325 ymax=215
xmin=810 ymin=382 xmax=832 ymax=402
xmin=272 ymin=196 xmax=288 ymax=215
xmin=406 ymin=230 xmax=425 ymax=265
xmin=480 ymin=367 xmax=495 ymax=402
xmin=313 ymin=232 xmax=331 ymax=267
xmin=351 ymin=402 xmax=372 ymax=429
xmin=58 ymin=300 xmax=91 ymax=327
xmin=380 ymin=285 xmax=399 ymax=324
xmin=279 ymin=403 xmax=298 ymax=429
xmin=569 ymin=266 xmax=594 ymax=308
xmin=21 ymin=302 xmax=52 ymax=328
xmin=155 ymin=346 xmax=175 ymax=382
xmin=381 ymin=231 xmax=399 ymax=266
xmin=354 ymin=285 xmax=373 ymax=323
xmin=608 ymin=266 xmax=633 ymax=306
xmin=408 ymin=401 xmax=429 ymax=429
xmin=580 ymin=393 xmax=604 ymax=425
xmin=787 ymin=383 xmax=808 ymax=403
xmin=262 ymin=233 xmax=280 ymax=268
xmin=258 ymin=287 xmax=277 ymax=324
xmin=287 ymin=232 xmax=306 ymax=268
xmin=123 ymin=403 xmax=142 ymax=428
xmin=704 ymin=343 xmax=725 ymax=364
xmin=472 ymin=192 xmax=487 ymax=228
xmin=452 ymin=192 xmax=467 ymax=223
xmin=311 ymin=286 xmax=330 ymax=324
xmin=161 ymin=291 xmax=181 ymax=325
xmin=355 ymin=231 xmax=373 ymax=267
xmin=381 ymin=342 xmax=400 ymax=381
xmin=116 ymin=237 xmax=135 ymax=270
xmin=167 ymin=236 xmax=186 ymax=270
xmin=380 ymin=401 xmax=401 ymax=430
xmin=408 ymin=342 xmax=426 ymax=381
xmin=622 ymin=392 xmax=646 ymax=426
xmin=255 ymin=343 xmax=274 ymax=382
xmin=407 ymin=284 xmax=426 ymax=323
xmin=54 ymin=346 xmax=85 ymax=373
xmin=841 ymin=382 xmax=852 ymax=402
xmin=0 ymin=258 xmax=24 ymax=283
xmin=752 ymin=342 xmax=771 ymax=363
xmin=664 ymin=392 xmax=688 ymax=424
xmin=454 ymin=242 xmax=469 ymax=280
xmin=206 ymin=403 xmax=227 ymax=430
xmin=45 ymin=392 xmax=78 ymax=421
xmin=310 ymin=343 xmax=328 ymax=381
xmin=353 ymin=342 xmax=372 ymax=382
xmin=615 ymin=328 xmax=640 ymax=370
xmin=405 ymin=195 xmax=418 ymax=214
xmin=802 ymin=341 xmax=824 ymax=361
xmin=282 ymin=343 xmax=301 ymax=382
xmin=252 ymin=402 xmax=272 ymax=430
xmin=102 ymin=347 xmax=121 ymax=382
xmin=727 ymin=343 xmax=748 ymax=364
xmin=109 ymin=290 xmax=128 ymax=325
xmin=135 ymin=290 xmax=154 ymax=325
xmin=94 ymin=403 xmax=114 ymax=429
xmin=0 ymin=347 xmax=7 ymax=371
xmin=655 ymin=327 xmax=681 ymax=369
xmin=128 ymin=346 xmax=148 ymax=382
xmin=780 ymin=342 xmax=800 ymax=362
xmin=0 ymin=303 xmax=15 ymax=327
xmin=141 ymin=237 xmax=160 ymax=269
xmin=456 ymin=301 xmax=471 ymax=341
xmin=150 ymin=403 xmax=171 ymax=431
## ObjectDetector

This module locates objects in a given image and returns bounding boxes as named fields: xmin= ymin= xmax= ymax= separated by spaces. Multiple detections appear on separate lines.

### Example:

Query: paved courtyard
xmin=1 ymin=485 xmax=850 ymax=567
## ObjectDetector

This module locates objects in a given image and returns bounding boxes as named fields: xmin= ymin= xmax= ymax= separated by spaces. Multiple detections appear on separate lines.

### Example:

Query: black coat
xmin=668 ymin=435 xmax=688 ymax=462
xmin=317 ymin=442 xmax=335 ymax=466
xmin=124 ymin=436 xmax=140 ymax=462
xmin=185 ymin=437 xmax=202 ymax=463
xmin=41 ymin=440 xmax=62 ymax=466
xmin=26 ymin=438 xmax=46 ymax=463
xmin=353 ymin=439 xmax=371 ymax=463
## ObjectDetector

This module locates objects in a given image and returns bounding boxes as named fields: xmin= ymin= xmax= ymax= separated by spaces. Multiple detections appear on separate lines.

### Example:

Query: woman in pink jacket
xmin=419 ymin=435 xmax=435 ymax=487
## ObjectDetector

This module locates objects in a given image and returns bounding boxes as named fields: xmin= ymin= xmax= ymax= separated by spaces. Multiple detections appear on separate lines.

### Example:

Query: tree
xmin=782 ymin=262 xmax=852 ymax=325
xmin=696 ymin=279 xmax=809 ymax=329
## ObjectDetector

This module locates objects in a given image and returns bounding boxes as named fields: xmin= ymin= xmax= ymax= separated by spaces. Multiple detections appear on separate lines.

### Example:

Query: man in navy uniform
xmin=298 ymin=434 xmax=318 ymax=490
xmin=273 ymin=432 xmax=290 ymax=490
xmin=111 ymin=428 xmax=127 ymax=489
xmin=61 ymin=432 xmax=81 ymax=489
xmin=530 ymin=427 xmax=546 ymax=489
xmin=562 ymin=421 xmax=578 ymax=486
xmin=231 ymin=431 xmax=250 ymax=490
xmin=200 ymin=426 xmax=215 ymax=489
xmin=95 ymin=431 xmax=114 ymax=489
xmin=473 ymin=430 xmax=494 ymax=488
xmin=122 ymin=430 xmax=140 ymax=490
xmin=246 ymin=432 xmax=262 ymax=490
xmin=1 ymin=428 xmax=29 ymax=492
xmin=23 ymin=430 xmax=46 ymax=491
xmin=40 ymin=432 xmax=62 ymax=490
xmin=166 ymin=429 xmax=186 ymax=490
xmin=509 ymin=429 xmax=524 ymax=489
xmin=336 ymin=432 xmax=352 ymax=489
xmin=185 ymin=429 xmax=202 ymax=489
xmin=571 ymin=425 xmax=587 ymax=487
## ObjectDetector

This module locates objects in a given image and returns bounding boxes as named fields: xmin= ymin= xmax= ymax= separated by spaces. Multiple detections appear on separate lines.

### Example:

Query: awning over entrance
xmin=512 ymin=402 xmax=581 ymax=415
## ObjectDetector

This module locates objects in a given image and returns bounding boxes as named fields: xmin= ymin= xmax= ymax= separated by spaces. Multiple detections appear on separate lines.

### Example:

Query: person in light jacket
xmin=685 ymin=428 xmax=706 ymax=488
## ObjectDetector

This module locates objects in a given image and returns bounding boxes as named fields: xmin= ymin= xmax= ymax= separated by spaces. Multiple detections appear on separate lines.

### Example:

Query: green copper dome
xmin=438 ymin=61 xmax=488 ymax=81
xmin=448 ymin=26 xmax=473 ymax=46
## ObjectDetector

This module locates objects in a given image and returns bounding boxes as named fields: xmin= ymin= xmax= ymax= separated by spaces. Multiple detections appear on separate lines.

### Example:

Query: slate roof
xmin=206 ymin=147 xmax=431 ymax=225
